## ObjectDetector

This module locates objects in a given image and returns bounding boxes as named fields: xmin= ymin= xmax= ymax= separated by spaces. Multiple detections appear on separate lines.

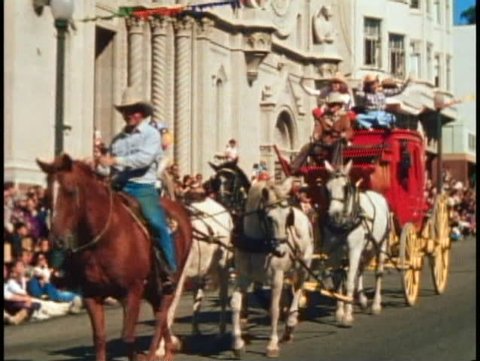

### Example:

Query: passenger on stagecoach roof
xmin=353 ymin=73 xmax=412 ymax=130
xmin=290 ymin=92 xmax=356 ymax=174
xmin=300 ymin=71 xmax=354 ymax=111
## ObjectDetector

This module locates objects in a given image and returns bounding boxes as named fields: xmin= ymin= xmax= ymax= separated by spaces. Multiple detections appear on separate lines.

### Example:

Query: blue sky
xmin=454 ymin=0 xmax=476 ymax=25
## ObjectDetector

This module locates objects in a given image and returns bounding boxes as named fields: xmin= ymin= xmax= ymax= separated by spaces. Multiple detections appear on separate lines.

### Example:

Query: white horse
xmin=156 ymin=196 xmax=234 ymax=357
xmin=231 ymin=177 xmax=314 ymax=358
xmin=323 ymin=160 xmax=390 ymax=327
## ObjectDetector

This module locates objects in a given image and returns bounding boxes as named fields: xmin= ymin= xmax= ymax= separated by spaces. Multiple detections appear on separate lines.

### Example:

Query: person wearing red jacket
xmin=291 ymin=92 xmax=357 ymax=174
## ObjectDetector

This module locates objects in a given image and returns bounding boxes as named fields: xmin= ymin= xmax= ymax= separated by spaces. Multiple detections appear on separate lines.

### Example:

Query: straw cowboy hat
xmin=114 ymin=87 xmax=154 ymax=117
xmin=329 ymin=72 xmax=348 ymax=85
xmin=363 ymin=73 xmax=380 ymax=83
xmin=326 ymin=92 xmax=346 ymax=104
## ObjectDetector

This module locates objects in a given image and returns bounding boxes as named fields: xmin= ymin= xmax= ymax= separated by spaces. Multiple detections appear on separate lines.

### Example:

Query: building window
xmin=426 ymin=0 xmax=431 ymax=14
xmin=446 ymin=55 xmax=451 ymax=91
xmin=409 ymin=40 xmax=422 ymax=78
xmin=433 ymin=0 xmax=441 ymax=24
xmin=468 ymin=133 xmax=476 ymax=151
xmin=426 ymin=43 xmax=433 ymax=83
xmin=364 ymin=18 xmax=382 ymax=68
xmin=410 ymin=0 xmax=420 ymax=9
xmin=389 ymin=34 xmax=405 ymax=77
xmin=434 ymin=54 xmax=441 ymax=87
xmin=445 ymin=0 xmax=451 ymax=29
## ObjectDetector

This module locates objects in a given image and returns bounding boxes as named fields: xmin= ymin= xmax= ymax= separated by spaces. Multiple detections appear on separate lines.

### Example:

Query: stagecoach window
xmin=410 ymin=0 xmax=420 ymax=9
xmin=400 ymin=140 xmax=411 ymax=183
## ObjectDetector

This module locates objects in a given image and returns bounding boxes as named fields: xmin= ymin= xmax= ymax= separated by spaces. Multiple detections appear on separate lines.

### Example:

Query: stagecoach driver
xmin=95 ymin=87 xmax=177 ymax=293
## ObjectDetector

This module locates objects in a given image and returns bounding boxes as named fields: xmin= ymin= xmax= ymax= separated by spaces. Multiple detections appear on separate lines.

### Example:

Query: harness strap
xmin=284 ymin=227 xmax=353 ymax=303
xmin=192 ymin=227 xmax=234 ymax=252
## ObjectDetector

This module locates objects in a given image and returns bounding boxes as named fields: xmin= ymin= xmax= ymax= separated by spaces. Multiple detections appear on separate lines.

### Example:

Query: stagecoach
xmin=284 ymin=127 xmax=450 ymax=306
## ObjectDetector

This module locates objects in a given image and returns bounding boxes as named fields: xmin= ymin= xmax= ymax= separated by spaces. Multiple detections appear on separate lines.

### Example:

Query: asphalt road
xmin=4 ymin=237 xmax=476 ymax=361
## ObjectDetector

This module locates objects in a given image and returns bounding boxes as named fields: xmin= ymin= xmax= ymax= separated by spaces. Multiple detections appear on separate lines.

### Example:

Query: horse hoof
xmin=266 ymin=348 xmax=280 ymax=358
xmin=280 ymin=326 xmax=295 ymax=343
xmin=233 ymin=347 xmax=245 ymax=359
xmin=340 ymin=317 xmax=353 ymax=328
xmin=172 ymin=337 xmax=182 ymax=352
xmin=371 ymin=306 xmax=382 ymax=315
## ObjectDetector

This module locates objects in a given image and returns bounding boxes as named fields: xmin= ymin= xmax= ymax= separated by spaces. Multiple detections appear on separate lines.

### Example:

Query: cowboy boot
xmin=153 ymin=249 xmax=176 ymax=295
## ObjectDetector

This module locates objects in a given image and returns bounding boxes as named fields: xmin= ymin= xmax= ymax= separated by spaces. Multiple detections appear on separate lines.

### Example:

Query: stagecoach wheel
xmin=429 ymin=195 xmax=451 ymax=294
xmin=399 ymin=222 xmax=421 ymax=306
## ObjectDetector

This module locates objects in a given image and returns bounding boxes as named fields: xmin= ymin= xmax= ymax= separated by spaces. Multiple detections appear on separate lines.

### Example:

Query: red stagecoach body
xmin=298 ymin=129 xmax=429 ymax=230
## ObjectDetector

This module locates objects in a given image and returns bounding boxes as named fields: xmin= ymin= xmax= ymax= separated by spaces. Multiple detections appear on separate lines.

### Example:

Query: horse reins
xmin=71 ymin=185 xmax=114 ymax=254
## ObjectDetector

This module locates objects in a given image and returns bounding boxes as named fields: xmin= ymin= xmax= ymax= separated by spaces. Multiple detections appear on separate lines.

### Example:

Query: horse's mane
xmin=72 ymin=160 xmax=108 ymax=187
xmin=217 ymin=164 xmax=251 ymax=190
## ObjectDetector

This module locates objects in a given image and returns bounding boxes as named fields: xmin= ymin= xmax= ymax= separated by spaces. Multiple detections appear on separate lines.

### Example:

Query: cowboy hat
xmin=363 ymin=73 xmax=379 ymax=83
xmin=326 ymin=92 xmax=346 ymax=104
xmin=114 ymin=87 xmax=154 ymax=117
xmin=329 ymin=72 xmax=348 ymax=85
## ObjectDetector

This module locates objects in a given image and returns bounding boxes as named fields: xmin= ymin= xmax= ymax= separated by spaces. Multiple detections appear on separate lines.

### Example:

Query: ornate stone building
xmin=5 ymin=0 xmax=348 ymax=185
xmin=4 ymin=0 xmax=459 ymax=186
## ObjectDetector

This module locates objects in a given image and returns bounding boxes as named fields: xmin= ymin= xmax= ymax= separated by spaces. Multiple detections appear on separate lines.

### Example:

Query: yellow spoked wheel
xmin=400 ymin=223 xmax=422 ymax=306
xmin=429 ymin=195 xmax=451 ymax=294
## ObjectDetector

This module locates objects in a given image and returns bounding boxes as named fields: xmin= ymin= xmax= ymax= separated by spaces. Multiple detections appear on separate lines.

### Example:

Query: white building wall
xmin=4 ymin=0 xmax=96 ymax=185
xmin=448 ymin=25 xmax=476 ymax=157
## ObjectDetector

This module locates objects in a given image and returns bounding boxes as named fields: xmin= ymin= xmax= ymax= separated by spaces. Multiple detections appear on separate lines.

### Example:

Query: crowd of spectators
xmin=4 ymin=182 xmax=83 ymax=325
xmin=4 ymin=161 xmax=475 ymax=325
xmin=424 ymin=170 xmax=476 ymax=241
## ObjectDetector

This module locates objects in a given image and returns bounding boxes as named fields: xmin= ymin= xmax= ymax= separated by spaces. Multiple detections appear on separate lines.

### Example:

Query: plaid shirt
xmin=357 ymin=82 xmax=408 ymax=111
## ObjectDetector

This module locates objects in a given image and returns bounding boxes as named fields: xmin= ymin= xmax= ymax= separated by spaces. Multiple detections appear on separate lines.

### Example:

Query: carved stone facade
xmin=4 ymin=0 xmax=343 ymax=185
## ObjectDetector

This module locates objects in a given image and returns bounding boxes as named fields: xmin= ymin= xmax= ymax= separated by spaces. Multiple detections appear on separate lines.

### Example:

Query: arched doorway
xmin=274 ymin=109 xmax=296 ymax=151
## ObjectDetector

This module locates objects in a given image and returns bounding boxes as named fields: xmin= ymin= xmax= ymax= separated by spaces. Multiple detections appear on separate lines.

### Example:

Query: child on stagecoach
xmin=353 ymin=74 xmax=412 ymax=130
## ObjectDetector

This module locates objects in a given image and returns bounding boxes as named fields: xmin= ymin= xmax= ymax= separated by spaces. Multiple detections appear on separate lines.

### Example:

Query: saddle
xmin=116 ymin=192 xmax=148 ymax=229
xmin=115 ymin=191 xmax=176 ymax=294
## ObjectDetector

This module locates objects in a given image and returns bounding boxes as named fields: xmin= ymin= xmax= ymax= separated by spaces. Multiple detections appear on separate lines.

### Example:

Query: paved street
xmin=4 ymin=237 xmax=476 ymax=361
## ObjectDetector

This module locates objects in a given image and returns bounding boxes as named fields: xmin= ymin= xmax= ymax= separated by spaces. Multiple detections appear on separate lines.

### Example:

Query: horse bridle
xmin=54 ymin=183 xmax=114 ymax=254
xmin=325 ymin=171 xmax=362 ymax=231
xmin=257 ymin=196 xmax=292 ymax=245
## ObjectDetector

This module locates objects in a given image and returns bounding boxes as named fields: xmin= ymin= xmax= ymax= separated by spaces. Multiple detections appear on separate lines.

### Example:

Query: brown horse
xmin=36 ymin=154 xmax=192 ymax=361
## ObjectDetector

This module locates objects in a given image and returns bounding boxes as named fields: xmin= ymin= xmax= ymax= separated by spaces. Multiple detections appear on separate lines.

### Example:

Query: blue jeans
xmin=357 ymin=110 xmax=396 ymax=129
xmin=123 ymin=182 xmax=177 ymax=272
xmin=27 ymin=277 xmax=78 ymax=303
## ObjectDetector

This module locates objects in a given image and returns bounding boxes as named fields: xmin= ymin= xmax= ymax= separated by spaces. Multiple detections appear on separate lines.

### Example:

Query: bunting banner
xmin=79 ymin=0 xmax=241 ymax=23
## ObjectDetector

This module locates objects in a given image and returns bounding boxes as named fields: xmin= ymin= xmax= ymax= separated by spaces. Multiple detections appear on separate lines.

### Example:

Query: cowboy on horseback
xmin=95 ymin=87 xmax=177 ymax=292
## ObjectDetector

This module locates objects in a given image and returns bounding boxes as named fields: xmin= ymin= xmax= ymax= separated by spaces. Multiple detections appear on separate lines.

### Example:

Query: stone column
xmin=173 ymin=17 xmax=194 ymax=173
xmin=126 ymin=17 xmax=145 ymax=92
xmin=150 ymin=16 xmax=169 ymax=124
